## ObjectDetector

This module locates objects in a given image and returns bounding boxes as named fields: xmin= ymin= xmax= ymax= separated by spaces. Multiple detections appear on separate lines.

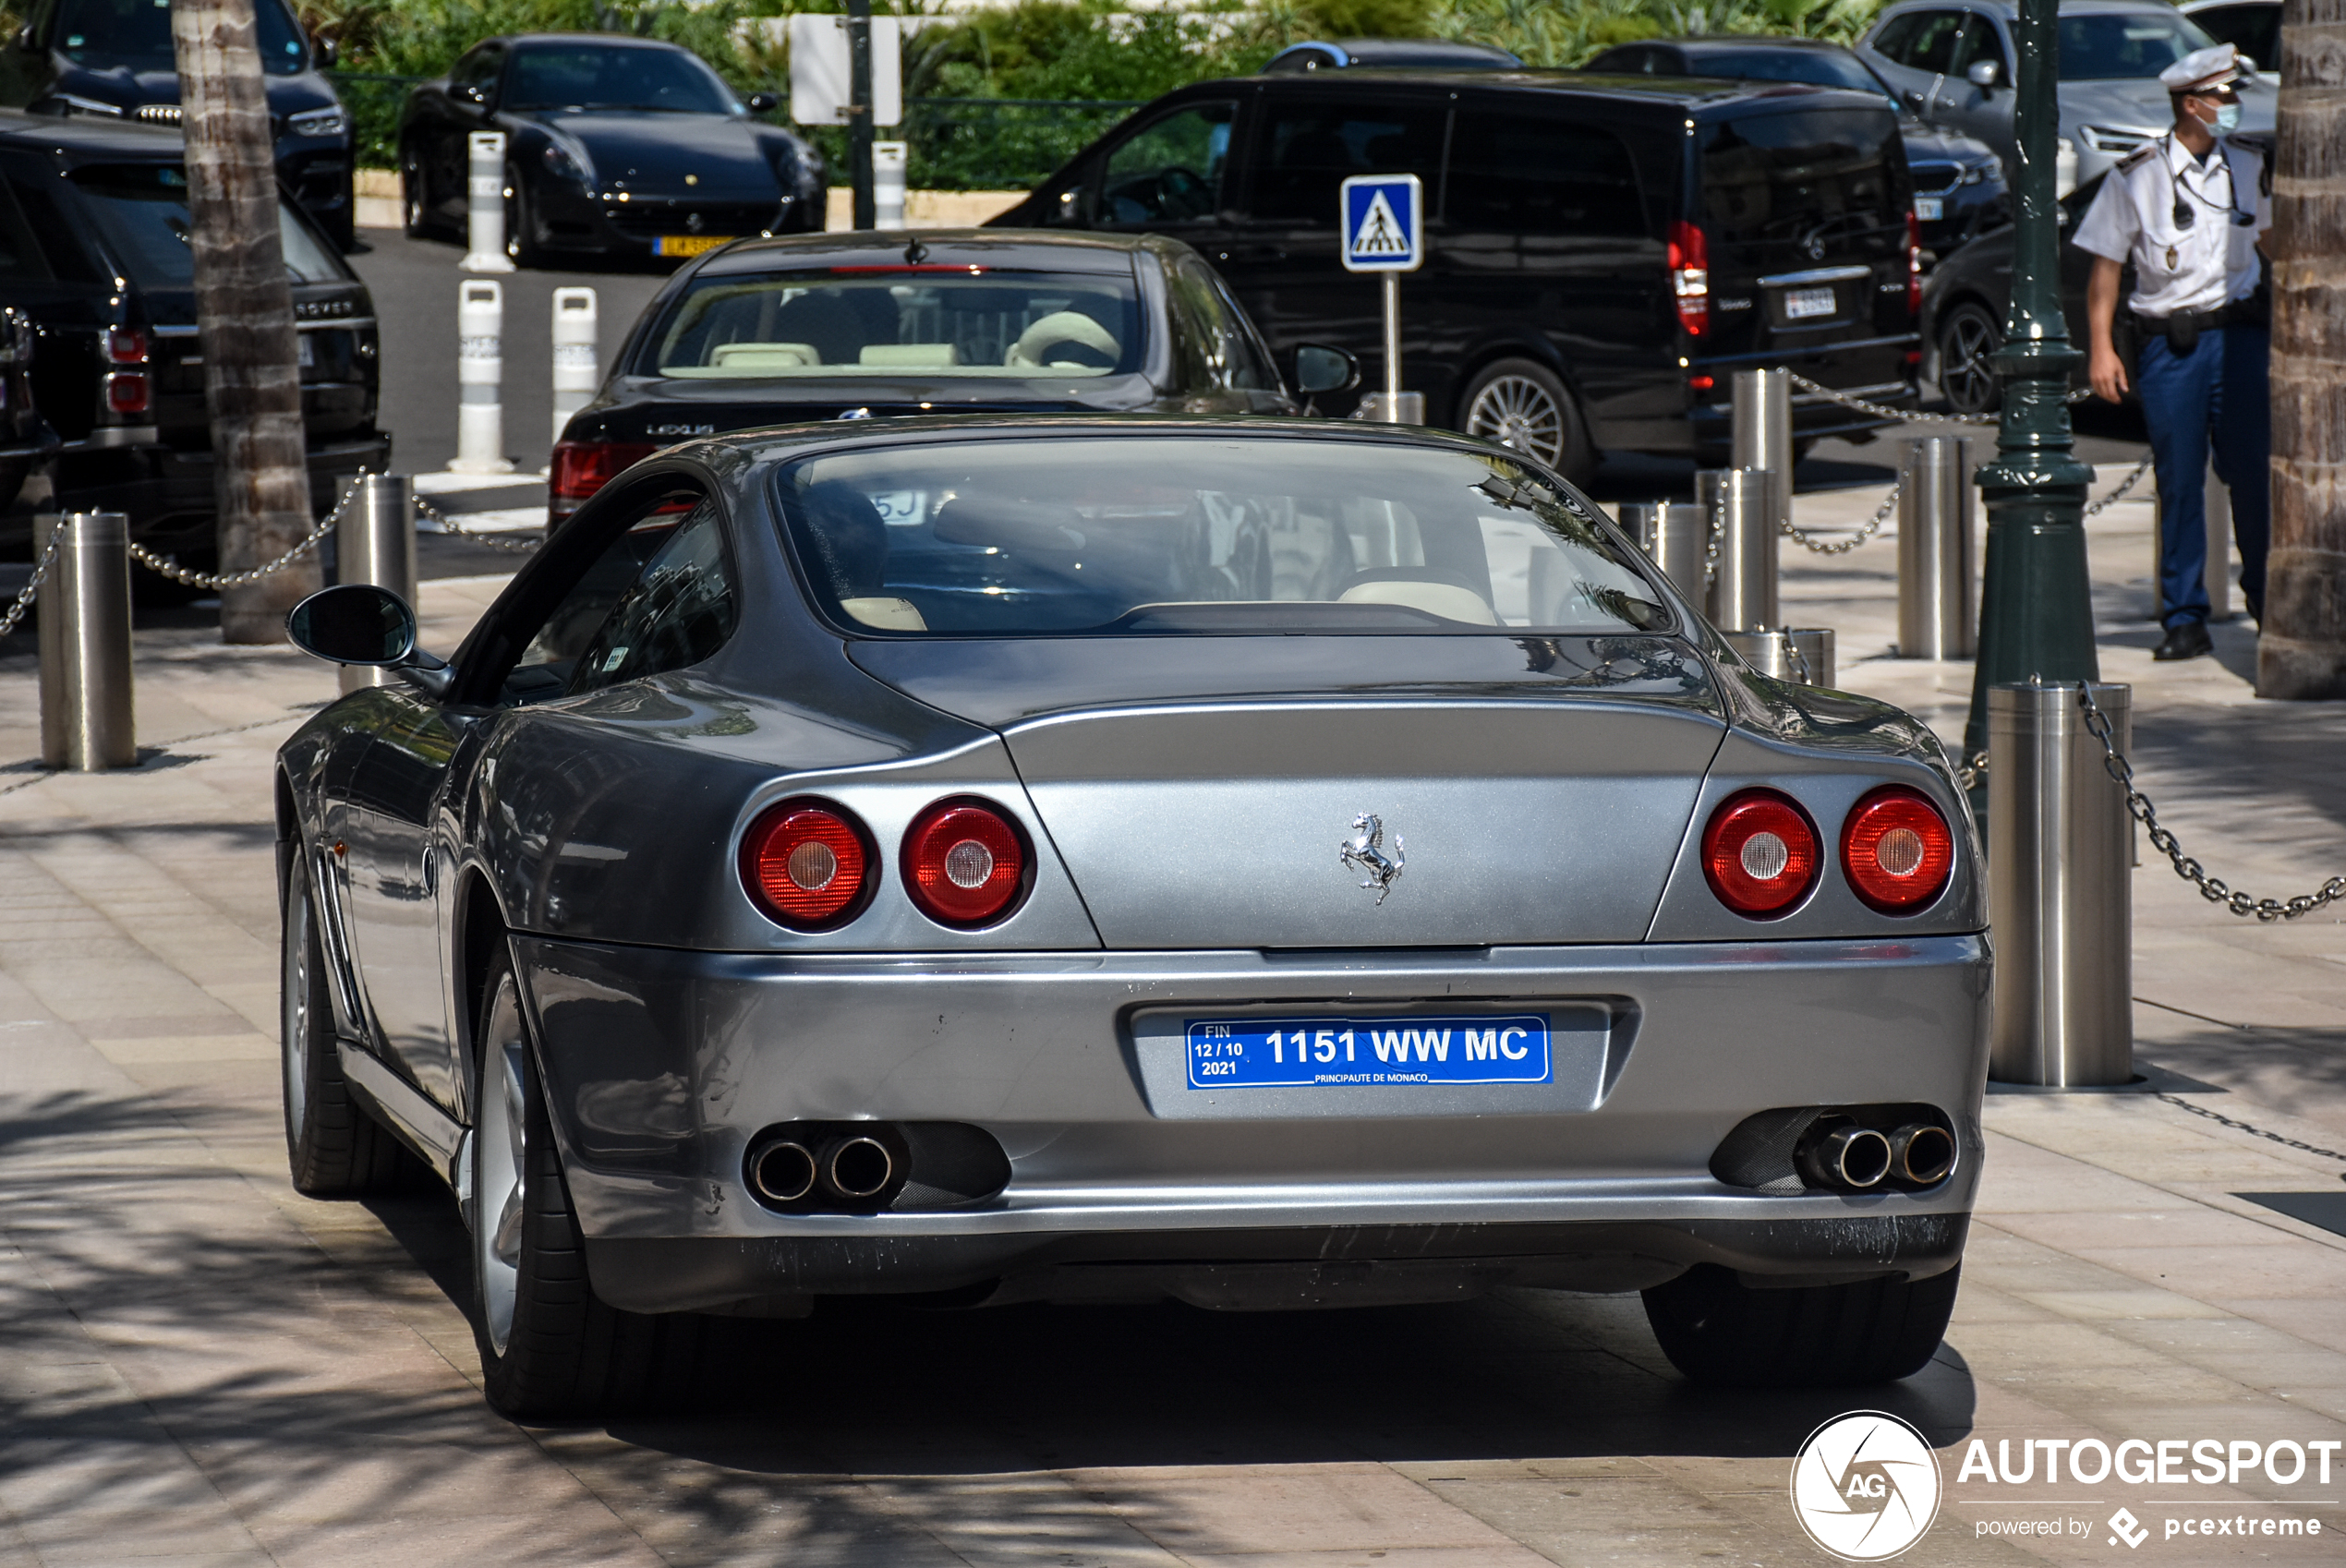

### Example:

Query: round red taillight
xmin=1701 ymin=789 xmax=1820 ymax=917
xmin=1841 ymin=786 xmax=1954 ymax=913
xmin=741 ymin=800 xmax=870 ymax=929
xmin=902 ymin=800 xmax=1027 ymax=927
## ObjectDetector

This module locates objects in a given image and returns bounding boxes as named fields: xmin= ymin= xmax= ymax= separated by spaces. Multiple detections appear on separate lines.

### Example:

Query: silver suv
xmin=1856 ymin=0 xmax=2276 ymax=189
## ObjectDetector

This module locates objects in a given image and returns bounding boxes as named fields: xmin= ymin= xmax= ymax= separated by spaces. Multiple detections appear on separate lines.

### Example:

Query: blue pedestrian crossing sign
xmin=1340 ymin=174 xmax=1422 ymax=273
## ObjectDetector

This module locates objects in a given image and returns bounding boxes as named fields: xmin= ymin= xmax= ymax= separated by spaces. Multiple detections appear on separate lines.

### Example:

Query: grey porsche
xmin=277 ymin=416 xmax=1988 ymax=1417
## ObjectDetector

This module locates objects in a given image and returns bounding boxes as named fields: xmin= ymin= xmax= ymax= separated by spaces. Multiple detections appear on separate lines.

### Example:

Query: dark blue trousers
xmin=2134 ymin=324 xmax=2270 ymax=626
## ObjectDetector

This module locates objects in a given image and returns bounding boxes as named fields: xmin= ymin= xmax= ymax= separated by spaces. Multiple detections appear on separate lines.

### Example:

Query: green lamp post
xmin=1963 ymin=0 xmax=2100 ymax=781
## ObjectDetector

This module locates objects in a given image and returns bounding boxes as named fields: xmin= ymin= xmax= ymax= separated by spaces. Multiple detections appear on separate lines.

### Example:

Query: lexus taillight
xmin=550 ymin=439 xmax=656 ymax=526
xmin=741 ymin=800 xmax=872 ymax=929
xmin=1701 ymin=790 xmax=1819 ymax=917
xmin=1667 ymin=219 xmax=1709 ymax=338
xmin=1905 ymin=211 xmax=1923 ymax=317
xmin=1841 ymin=786 xmax=1953 ymax=913
xmin=902 ymin=799 xmax=1028 ymax=928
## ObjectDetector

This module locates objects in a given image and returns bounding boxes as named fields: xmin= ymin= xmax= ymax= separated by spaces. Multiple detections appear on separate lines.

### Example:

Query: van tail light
xmin=902 ymin=799 xmax=1028 ymax=927
xmin=550 ymin=439 xmax=656 ymax=526
xmin=104 ymin=372 xmax=150 ymax=415
xmin=1905 ymin=211 xmax=1923 ymax=317
xmin=1701 ymin=789 xmax=1819 ymax=917
xmin=1841 ymin=786 xmax=1954 ymax=913
xmin=1667 ymin=219 xmax=1709 ymax=338
xmin=741 ymin=800 xmax=872 ymax=929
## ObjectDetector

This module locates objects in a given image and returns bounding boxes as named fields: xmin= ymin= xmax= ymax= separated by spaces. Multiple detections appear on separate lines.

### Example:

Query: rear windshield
xmin=2057 ymin=11 xmax=2217 ymax=79
xmin=54 ymin=0 xmax=308 ymax=76
xmin=642 ymin=266 xmax=1142 ymax=380
xmin=1699 ymin=108 xmax=1901 ymax=249
xmin=67 ymin=163 xmax=347 ymax=286
xmin=776 ymin=436 xmax=1671 ymax=638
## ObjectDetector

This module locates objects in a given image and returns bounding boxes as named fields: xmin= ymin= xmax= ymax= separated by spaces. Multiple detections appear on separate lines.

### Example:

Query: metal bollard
xmin=1723 ymin=626 xmax=1835 ymax=687
xmin=462 ymin=131 xmax=514 ymax=273
xmin=1352 ymin=392 xmax=1425 ymax=424
xmin=1988 ymin=681 xmax=2134 ymax=1087
xmin=333 ymin=476 xmax=417 ymax=694
xmin=1618 ymin=501 xmax=1709 ymax=607
xmin=1700 ymin=466 xmax=1777 ymax=631
xmin=550 ymin=287 xmax=599 ymax=446
xmin=1730 ymin=367 xmax=1793 ymax=539
xmin=874 ymin=140 xmax=908 ymax=230
xmin=1896 ymin=435 xmax=1976 ymax=658
xmin=453 ymin=279 xmax=511 ymax=474
xmin=35 ymin=512 xmax=135 ymax=770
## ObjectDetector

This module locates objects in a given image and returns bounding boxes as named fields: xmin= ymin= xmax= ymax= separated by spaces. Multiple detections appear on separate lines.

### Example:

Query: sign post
xmin=786 ymin=10 xmax=903 ymax=231
xmin=1339 ymin=173 xmax=1422 ymax=422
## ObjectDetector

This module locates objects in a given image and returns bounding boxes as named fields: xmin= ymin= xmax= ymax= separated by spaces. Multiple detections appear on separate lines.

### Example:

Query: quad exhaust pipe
xmin=1891 ymin=1123 xmax=1957 ymax=1186
xmin=745 ymin=1126 xmax=905 ymax=1211
xmin=822 ymin=1135 xmax=895 ymax=1200
xmin=747 ymin=1138 xmax=818 ymax=1204
xmin=1795 ymin=1116 xmax=1958 ymax=1192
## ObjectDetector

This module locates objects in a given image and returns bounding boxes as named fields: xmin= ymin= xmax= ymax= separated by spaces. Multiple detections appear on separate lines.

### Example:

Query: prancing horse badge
xmin=1338 ymin=814 xmax=1405 ymax=905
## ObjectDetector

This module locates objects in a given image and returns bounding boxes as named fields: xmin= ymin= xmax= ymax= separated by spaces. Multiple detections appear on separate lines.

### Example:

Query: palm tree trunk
xmin=172 ymin=0 xmax=320 ymax=645
xmin=2258 ymin=0 xmax=2346 ymax=695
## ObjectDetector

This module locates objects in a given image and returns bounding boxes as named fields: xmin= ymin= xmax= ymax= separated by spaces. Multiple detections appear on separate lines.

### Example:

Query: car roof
xmin=695 ymin=413 xmax=1525 ymax=473
xmin=691 ymin=227 xmax=1176 ymax=279
xmin=1203 ymin=69 xmax=1881 ymax=117
xmin=1671 ymin=35 xmax=1862 ymax=54
xmin=494 ymin=32 xmax=701 ymax=52
xmin=1267 ymin=38 xmax=1524 ymax=68
xmin=0 ymin=108 xmax=185 ymax=158
xmin=1876 ymin=0 xmax=2176 ymax=15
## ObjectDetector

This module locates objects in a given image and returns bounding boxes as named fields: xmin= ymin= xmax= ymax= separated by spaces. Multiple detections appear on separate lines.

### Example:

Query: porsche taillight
xmin=902 ymin=799 xmax=1028 ymax=928
xmin=1906 ymin=211 xmax=1923 ymax=317
xmin=1667 ymin=220 xmax=1709 ymax=338
xmin=1841 ymin=786 xmax=1953 ymax=913
xmin=741 ymin=800 xmax=871 ymax=929
xmin=1701 ymin=790 xmax=1819 ymax=918
xmin=550 ymin=439 xmax=656 ymax=527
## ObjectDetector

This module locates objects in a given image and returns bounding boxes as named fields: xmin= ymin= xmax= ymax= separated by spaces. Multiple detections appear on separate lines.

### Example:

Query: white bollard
xmin=874 ymin=140 xmax=908 ymax=230
xmin=463 ymin=130 xmax=515 ymax=273
xmin=551 ymin=287 xmax=599 ymax=447
xmin=453 ymin=279 xmax=512 ymax=474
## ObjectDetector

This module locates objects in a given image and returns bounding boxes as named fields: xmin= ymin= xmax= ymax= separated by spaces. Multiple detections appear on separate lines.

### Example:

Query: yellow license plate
xmin=655 ymin=234 xmax=734 ymax=257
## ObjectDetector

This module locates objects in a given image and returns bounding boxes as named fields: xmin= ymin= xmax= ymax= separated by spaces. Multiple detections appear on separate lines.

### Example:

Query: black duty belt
xmin=2134 ymin=298 xmax=2267 ymax=353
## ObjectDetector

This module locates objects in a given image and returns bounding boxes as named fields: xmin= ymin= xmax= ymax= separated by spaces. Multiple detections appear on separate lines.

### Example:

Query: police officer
xmin=2076 ymin=42 xmax=2270 ymax=662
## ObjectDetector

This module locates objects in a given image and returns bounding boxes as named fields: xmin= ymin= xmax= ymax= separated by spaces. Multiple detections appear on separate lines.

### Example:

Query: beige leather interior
xmin=1004 ymin=310 xmax=1121 ymax=370
xmin=839 ymin=596 xmax=929 ymax=631
xmin=860 ymin=344 xmax=961 ymax=368
xmin=1336 ymin=579 xmax=1500 ymax=624
xmin=708 ymin=342 xmax=820 ymax=369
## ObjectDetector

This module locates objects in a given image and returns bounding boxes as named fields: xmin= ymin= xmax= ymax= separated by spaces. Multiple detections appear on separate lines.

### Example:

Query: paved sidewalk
xmin=0 ymin=485 xmax=2340 ymax=1566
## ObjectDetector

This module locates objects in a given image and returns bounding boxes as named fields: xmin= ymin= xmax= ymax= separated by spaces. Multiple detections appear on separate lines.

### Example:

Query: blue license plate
xmin=1185 ymin=1015 xmax=1552 ymax=1089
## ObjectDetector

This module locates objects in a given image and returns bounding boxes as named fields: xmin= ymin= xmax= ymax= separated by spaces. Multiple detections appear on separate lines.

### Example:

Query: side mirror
xmin=1292 ymin=343 xmax=1360 ymax=396
xmin=287 ymin=585 xmax=453 ymax=696
xmin=1966 ymin=59 xmax=2000 ymax=89
xmin=14 ymin=24 xmax=34 ymax=50
xmin=744 ymin=90 xmax=779 ymax=114
xmin=315 ymin=34 xmax=337 ymax=67
xmin=452 ymin=82 xmax=490 ymax=108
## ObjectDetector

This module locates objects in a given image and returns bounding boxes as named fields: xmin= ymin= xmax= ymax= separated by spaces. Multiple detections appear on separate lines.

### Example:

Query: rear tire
xmin=281 ymin=843 xmax=414 ymax=1196
xmin=504 ymin=164 xmax=544 ymax=269
xmin=470 ymin=946 xmax=703 ymax=1418
xmin=1936 ymin=299 xmax=2003 ymax=416
xmin=401 ymin=144 xmax=432 ymax=238
xmin=1457 ymin=357 xmax=1596 ymax=487
xmin=1641 ymin=1263 xmax=1961 ymax=1387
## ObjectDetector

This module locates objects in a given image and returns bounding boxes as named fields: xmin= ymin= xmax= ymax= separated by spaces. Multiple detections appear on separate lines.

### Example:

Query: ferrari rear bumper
xmin=510 ymin=933 xmax=1989 ymax=1312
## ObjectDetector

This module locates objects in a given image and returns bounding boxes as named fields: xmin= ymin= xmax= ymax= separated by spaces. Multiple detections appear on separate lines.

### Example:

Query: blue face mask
xmin=2208 ymin=102 xmax=2242 ymax=134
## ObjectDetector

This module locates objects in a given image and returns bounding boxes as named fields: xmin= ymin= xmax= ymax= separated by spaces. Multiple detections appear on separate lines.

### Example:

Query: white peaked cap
xmin=2159 ymin=42 xmax=2241 ymax=92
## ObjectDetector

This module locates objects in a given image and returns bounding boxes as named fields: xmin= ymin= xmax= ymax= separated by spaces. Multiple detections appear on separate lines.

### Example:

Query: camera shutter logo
xmin=1789 ymin=1411 xmax=1942 ymax=1561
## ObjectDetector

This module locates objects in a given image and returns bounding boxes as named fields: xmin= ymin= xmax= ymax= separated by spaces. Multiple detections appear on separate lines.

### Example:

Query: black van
xmin=0 ymin=112 xmax=389 ymax=565
xmin=992 ymin=71 xmax=1921 ymax=479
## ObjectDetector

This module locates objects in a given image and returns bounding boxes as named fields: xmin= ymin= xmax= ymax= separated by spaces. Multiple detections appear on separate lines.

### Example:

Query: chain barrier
xmin=2076 ymin=684 xmax=2346 ymax=922
xmin=2155 ymin=1092 xmax=2346 ymax=1174
xmin=1783 ymin=479 xmax=1901 ymax=556
xmin=1785 ymin=371 xmax=2093 ymax=427
xmin=416 ymin=492 xmax=542 ymax=554
xmin=2084 ymin=454 xmax=2155 ymax=518
xmin=127 ymin=470 xmax=372 ymax=589
xmin=0 ymin=528 xmax=62 ymax=641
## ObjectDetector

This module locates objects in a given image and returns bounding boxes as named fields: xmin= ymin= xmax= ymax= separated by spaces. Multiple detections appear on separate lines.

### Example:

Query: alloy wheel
xmin=1939 ymin=305 xmax=2002 ymax=416
xmin=473 ymin=973 xmax=530 ymax=1357
xmin=279 ymin=866 xmax=311 ymax=1148
xmin=1465 ymin=375 xmax=1566 ymax=466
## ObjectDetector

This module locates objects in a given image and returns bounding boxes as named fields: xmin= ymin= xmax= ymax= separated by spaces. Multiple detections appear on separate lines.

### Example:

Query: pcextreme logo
xmin=1790 ymin=1411 xmax=1944 ymax=1562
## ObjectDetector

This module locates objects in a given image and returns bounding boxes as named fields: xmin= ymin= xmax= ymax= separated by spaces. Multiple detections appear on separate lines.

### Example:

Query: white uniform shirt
xmin=2072 ymin=134 xmax=2269 ymax=318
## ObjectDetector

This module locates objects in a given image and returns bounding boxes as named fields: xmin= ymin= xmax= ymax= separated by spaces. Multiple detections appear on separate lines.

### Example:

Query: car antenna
xmin=904 ymin=235 xmax=929 ymax=264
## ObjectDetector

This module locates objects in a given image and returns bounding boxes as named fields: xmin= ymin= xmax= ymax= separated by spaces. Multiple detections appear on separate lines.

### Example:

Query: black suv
xmin=0 ymin=0 xmax=356 ymax=247
xmin=0 ymin=112 xmax=389 ymax=565
xmin=994 ymin=70 xmax=1921 ymax=479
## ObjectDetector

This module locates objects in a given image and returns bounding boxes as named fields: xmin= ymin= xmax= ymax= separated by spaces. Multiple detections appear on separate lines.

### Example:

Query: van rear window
xmin=1699 ymin=109 xmax=1899 ymax=249
xmin=1447 ymin=113 xmax=1646 ymax=237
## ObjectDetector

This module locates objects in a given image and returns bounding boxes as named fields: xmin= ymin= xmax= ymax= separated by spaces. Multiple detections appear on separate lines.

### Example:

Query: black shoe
xmin=2153 ymin=620 xmax=2214 ymax=661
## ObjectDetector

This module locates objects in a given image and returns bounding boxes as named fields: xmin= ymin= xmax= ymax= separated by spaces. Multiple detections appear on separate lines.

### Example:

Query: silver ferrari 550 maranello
xmin=277 ymin=416 xmax=1988 ymax=1417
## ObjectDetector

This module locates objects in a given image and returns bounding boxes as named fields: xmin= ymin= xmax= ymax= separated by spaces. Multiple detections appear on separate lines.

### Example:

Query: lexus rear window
xmin=777 ymin=436 xmax=1671 ymax=638
xmin=1699 ymin=109 xmax=1900 ymax=248
xmin=67 ymin=163 xmax=349 ymax=286
xmin=642 ymin=267 xmax=1142 ymax=380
